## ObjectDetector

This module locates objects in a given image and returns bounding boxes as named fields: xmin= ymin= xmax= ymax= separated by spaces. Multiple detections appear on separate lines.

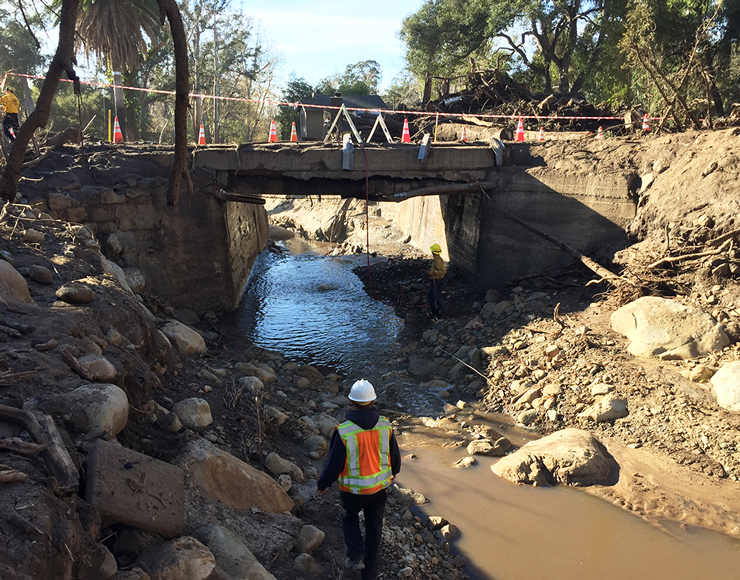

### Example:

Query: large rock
xmin=295 ymin=525 xmax=325 ymax=554
xmin=0 ymin=260 xmax=33 ymax=305
xmin=56 ymin=281 xmax=96 ymax=304
xmin=60 ymin=383 xmax=129 ymax=438
xmin=408 ymin=358 xmax=440 ymax=380
xmin=136 ymin=537 xmax=215 ymax=580
xmin=100 ymin=255 xmax=133 ymax=293
xmin=173 ymin=398 xmax=213 ymax=429
xmin=610 ymin=296 xmax=730 ymax=359
xmin=176 ymin=439 xmax=294 ymax=513
xmin=710 ymin=361 xmax=740 ymax=411
xmin=77 ymin=354 xmax=118 ymax=381
xmin=264 ymin=452 xmax=305 ymax=483
xmin=577 ymin=394 xmax=629 ymax=422
xmin=194 ymin=524 xmax=276 ymax=580
xmin=492 ymin=428 xmax=616 ymax=487
xmin=161 ymin=320 xmax=207 ymax=356
xmin=86 ymin=440 xmax=184 ymax=538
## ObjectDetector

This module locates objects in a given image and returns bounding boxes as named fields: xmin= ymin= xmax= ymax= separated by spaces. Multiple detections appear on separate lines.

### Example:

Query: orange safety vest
xmin=337 ymin=417 xmax=393 ymax=495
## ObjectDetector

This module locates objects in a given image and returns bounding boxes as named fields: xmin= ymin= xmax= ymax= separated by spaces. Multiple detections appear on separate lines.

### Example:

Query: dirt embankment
xmin=270 ymin=129 xmax=740 ymax=540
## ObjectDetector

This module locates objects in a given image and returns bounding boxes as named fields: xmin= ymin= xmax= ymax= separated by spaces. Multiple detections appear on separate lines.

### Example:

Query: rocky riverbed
xmin=2 ymin=127 xmax=740 ymax=580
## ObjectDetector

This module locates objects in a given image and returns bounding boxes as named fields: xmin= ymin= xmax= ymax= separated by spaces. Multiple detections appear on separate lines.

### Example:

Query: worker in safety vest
xmin=317 ymin=379 xmax=401 ymax=580
xmin=428 ymin=243 xmax=446 ymax=319
xmin=0 ymin=88 xmax=20 ymax=142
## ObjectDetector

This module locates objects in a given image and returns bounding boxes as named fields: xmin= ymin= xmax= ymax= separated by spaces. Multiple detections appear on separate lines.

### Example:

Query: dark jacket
xmin=317 ymin=406 xmax=401 ymax=492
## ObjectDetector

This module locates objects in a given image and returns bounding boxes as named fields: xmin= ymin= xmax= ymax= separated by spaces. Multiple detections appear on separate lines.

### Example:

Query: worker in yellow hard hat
xmin=427 ymin=243 xmax=446 ymax=319
xmin=317 ymin=379 xmax=401 ymax=580
xmin=0 ymin=88 xmax=20 ymax=142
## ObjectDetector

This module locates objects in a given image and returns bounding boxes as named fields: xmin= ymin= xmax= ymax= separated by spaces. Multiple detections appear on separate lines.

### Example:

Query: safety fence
xmin=3 ymin=71 xmax=653 ymax=144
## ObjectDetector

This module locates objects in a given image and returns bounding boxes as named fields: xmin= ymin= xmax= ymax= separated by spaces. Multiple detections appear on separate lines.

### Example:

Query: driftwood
xmin=0 ymin=368 xmax=41 ymax=386
xmin=60 ymin=347 xmax=94 ymax=380
xmin=648 ymin=238 xmax=733 ymax=270
xmin=0 ymin=404 xmax=78 ymax=491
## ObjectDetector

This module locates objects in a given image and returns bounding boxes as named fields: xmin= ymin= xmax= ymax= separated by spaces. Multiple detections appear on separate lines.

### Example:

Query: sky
xmin=238 ymin=0 xmax=425 ymax=91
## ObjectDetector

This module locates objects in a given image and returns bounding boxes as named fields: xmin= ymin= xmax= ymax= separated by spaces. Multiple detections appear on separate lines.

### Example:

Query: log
xmin=0 ymin=404 xmax=78 ymax=491
xmin=492 ymin=206 xmax=633 ymax=285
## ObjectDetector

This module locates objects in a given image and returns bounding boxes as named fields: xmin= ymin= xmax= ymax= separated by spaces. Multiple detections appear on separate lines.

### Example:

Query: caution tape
xmin=7 ymin=71 xmax=652 ymax=123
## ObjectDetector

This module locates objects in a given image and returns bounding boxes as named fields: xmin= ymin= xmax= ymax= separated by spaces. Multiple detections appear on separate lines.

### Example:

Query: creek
xmin=233 ymin=241 xmax=740 ymax=580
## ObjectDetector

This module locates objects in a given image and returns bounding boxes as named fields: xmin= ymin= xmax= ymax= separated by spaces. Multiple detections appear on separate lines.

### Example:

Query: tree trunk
xmin=0 ymin=0 xmax=80 ymax=202
xmin=157 ymin=0 xmax=193 ymax=206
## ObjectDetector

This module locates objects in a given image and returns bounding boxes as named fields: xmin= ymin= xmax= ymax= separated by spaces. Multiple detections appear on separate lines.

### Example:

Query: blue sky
xmin=238 ymin=0 xmax=425 ymax=90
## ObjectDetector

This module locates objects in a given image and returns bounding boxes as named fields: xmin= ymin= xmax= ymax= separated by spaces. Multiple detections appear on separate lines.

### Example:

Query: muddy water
xmin=397 ymin=422 xmax=740 ymax=580
xmin=235 ymin=244 xmax=740 ymax=579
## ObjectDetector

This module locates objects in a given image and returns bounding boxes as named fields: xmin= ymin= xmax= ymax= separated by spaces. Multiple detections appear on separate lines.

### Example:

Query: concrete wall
xmin=46 ymin=158 xmax=268 ymax=314
xmin=383 ymin=167 xmax=635 ymax=291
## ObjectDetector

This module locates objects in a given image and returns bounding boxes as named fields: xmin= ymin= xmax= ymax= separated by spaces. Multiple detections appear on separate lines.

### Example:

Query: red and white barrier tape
xmin=6 ymin=72 xmax=651 ymax=123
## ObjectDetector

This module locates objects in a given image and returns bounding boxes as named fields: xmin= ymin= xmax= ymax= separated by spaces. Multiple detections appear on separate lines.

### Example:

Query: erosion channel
xmin=233 ymin=234 xmax=740 ymax=580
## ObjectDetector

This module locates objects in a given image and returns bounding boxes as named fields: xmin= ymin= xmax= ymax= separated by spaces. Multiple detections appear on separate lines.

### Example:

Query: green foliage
xmin=0 ymin=3 xmax=48 ymax=78
xmin=276 ymin=74 xmax=314 ymax=140
xmin=382 ymin=71 xmax=422 ymax=109
xmin=316 ymin=60 xmax=382 ymax=95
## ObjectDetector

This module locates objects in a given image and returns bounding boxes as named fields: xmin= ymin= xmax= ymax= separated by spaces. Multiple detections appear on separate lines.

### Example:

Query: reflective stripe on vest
xmin=337 ymin=417 xmax=393 ymax=495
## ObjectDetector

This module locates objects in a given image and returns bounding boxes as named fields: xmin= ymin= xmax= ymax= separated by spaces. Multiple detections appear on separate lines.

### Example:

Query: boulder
xmin=0 ymin=260 xmax=33 ymax=305
xmin=99 ymin=255 xmax=133 ymax=294
xmin=492 ymin=428 xmax=616 ymax=487
xmin=60 ymin=383 xmax=128 ymax=438
xmin=56 ymin=282 xmax=96 ymax=304
xmin=173 ymin=398 xmax=213 ymax=429
xmin=161 ymin=320 xmax=207 ymax=356
xmin=23 ymin=228 xmax=45 ymax=243
xmin=194 ymin=524 xmax=277 ymax=580
xmin=176 ymin=438 xmax=294 ymax=513
xmin=235 ymin=362 xmax=276 ymax=384
xmin=294 ymin=553 xmax=323 ymax=576
xmin=295 ymin=525 xmax=325 ymax=554
xmin=239 ymin=375 xmax=265 ymax=392
xmin=408 ymin=358 xmax=440 ymax=380
xmin=77 ymin=354 xmax=117 ymax=381
xmin=264 ymin=452 xmax=305 ymax=483
xmin=29 ymin=265 xmax=53 ymax=284
xmin=313 ymin=413 xmax=339 ymax=439
xmin=578 ymin=394 xmax=629 ymax=422
xmin=610 ymin=296 xmax=730 ymax=359
xmin=710 ymin=361 xmax=740 ymax=411
xmin=136 ymin=537 xmax=215 ymax=580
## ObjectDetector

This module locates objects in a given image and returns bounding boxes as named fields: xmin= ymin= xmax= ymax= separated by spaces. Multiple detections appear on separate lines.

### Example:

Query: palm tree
xmin=76 ymin=0 xmax=160 ymax=140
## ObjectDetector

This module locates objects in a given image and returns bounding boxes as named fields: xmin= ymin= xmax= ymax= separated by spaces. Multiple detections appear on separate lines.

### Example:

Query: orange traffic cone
xmin=198 ymin=124 xmax=206 ymax=145
xmin=642 ymin=114 xmax=650 ymax=132
xmin=460 ymin=126 xmax=467 ymax=142
xmin=537 ymin=127 xmax=544 ymax=142
xmin=515 ymin=118 xmax=525 ymax=142
xmin=597 ymin=126 xmax=603 ymax=139
xmin=401 ymin=118 xmax=411 ymax=143
xmin=113 ymin=117 xmax=123 ymax=143
xmin=290 ymin=122 xmax=298 ymax=142
xmin=268 ymin=119 xmax=278 ymax=142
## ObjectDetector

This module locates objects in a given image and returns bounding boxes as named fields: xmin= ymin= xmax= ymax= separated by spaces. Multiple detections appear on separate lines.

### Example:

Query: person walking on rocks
xmin=427 ymin=243 xmax=446 ymax=319
xmin=317 ymin=379 xmax=401 ymax=580
xmin=0 ymin=88 xmax=20 ymax=142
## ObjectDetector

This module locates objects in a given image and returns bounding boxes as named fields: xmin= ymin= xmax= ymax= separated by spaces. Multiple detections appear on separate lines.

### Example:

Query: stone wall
xmin=45 ymin=157 xmax=269 ymax=314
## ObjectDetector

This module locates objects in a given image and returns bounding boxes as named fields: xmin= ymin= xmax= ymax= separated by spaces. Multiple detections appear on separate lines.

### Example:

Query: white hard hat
xmin=348 ymin=379 xmax=376 ymax=403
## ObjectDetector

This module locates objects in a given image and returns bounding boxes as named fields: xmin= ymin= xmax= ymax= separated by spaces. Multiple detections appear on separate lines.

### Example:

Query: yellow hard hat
xmin=430 ymin=244 xmax=441 ymax=254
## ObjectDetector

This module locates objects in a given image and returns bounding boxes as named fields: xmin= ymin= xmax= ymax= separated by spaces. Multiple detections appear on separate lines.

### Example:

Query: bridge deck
xmin=193 ymin=142 xmax=500 ymax=183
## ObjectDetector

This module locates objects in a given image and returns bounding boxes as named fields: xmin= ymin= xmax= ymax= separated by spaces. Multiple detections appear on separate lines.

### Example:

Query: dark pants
xmin=341 ymin=488 xmax=388 ymax=580
xmin=3 ymin=113 xmax=18 ymax=141
xmin=427 ymin=278 xmax=443 ymax=316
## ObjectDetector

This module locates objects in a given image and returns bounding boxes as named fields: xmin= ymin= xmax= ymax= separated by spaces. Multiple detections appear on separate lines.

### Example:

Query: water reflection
xmin=236 ymin=242 xmax=403 ymax=378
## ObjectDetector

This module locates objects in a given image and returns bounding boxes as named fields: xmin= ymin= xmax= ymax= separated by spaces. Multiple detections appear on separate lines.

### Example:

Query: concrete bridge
xmin=192 ymin=142 xmax=505 ymax=202
xmin=52 ymin=142 xmax=635 ymax=316
xmin=191 ymin=141 xmax=637 ymax=293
